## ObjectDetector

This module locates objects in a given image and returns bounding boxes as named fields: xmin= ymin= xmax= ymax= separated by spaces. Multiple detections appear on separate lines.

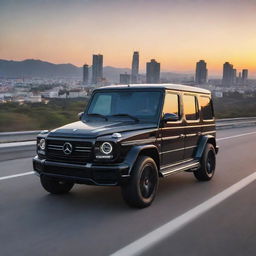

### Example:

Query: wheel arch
xmin=123 ymin=145 xmax=160 ymax=175
xmin=195 ymin=135 xmax=218 ymax=159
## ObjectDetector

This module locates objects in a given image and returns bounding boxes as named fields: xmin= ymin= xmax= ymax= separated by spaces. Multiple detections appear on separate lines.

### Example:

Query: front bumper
xmin=33 ymin=156 xmax=130 ymax=186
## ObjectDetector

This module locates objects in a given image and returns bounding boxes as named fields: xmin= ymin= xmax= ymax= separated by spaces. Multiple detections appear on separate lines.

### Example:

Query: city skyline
xmin=1 ymin=0 xmax=256 ymax=76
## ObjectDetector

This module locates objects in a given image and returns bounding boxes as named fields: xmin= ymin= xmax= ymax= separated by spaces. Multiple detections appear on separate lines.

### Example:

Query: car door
xmin=160 ymin=91 xmax=185 ymax=166
xmin=183 ymin=94 xmax=201 ymax=159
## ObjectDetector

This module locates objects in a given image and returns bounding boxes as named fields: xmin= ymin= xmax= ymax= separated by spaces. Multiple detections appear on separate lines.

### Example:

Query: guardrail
xmin=0 ymin=130 xmax=41 ymax=143
xmin=1 ymin=117 xmax=256 ymax=143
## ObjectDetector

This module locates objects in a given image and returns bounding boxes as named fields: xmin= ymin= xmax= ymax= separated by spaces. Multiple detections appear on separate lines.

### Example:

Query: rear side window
xmin=183 ymin=95 xmax=199 ymax=121
xmin=162 ymin=93 xmax=180 ymax=118
xmin=200 ymin=96 xmax=214 ymax=120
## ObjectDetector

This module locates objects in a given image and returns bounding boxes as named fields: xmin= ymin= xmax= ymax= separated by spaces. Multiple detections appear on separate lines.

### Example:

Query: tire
xmin=194 ymin=143 xmax=216 ymax=181
xmin=40 ymin=175 xmax=74 ymax=194
xmin=121 ymin=156 xmax=159 ymax=208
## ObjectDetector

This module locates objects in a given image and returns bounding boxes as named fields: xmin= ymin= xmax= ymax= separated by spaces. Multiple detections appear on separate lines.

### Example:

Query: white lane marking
xmin=0 ymin=141 xmax=36 ymax=148
xmin=217 ymin=131 xmax=256 ymax=141
xmin=111 ymin=172 xmax=256 ymax=256
xmin=0 ymin=171 xmax=35 ymax=181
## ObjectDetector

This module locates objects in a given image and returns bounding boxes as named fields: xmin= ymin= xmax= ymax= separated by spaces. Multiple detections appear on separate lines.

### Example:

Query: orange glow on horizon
xmin=1 ymin=0 xmax=256 ymax=77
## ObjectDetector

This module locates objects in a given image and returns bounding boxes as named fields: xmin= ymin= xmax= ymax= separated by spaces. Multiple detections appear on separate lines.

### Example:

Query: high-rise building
xmin=242 ymin=69 xmax=248 ymax=85
xmin=91 ymin=54 xmax=103 ymax=85
xmin=195 ymin=60 xmax=208 ymax=84
xmin=120 ymin=73 xmax=131 ymax=84
xmin=222 ymin=62 xmax=236 ymax=87
xmin=83 ymin=64 xmax=89 ymax=85
xmin=146 ymin=59 xmax=160 ymax=84
xmin=131 ymin=51 xmax=139 ymax=83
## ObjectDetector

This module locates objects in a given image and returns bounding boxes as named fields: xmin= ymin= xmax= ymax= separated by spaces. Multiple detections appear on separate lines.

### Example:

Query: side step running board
xmin=160 ymin=160 xmax=200 ymax=177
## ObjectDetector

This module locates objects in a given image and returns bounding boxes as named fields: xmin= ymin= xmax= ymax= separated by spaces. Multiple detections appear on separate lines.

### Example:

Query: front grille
xmin=46 ymin=139 xmax=93 ymax=164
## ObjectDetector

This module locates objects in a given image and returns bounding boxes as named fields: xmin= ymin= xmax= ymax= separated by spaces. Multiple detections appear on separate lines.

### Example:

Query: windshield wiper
xmin=86 ymin=113 xmax=108 ymax=121
xmin=110 ymin=113 xmax=139 ymax=122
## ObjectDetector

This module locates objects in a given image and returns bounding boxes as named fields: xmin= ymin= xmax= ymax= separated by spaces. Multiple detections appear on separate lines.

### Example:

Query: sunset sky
xmin=1 ymin=0 xmax=256 ymax=76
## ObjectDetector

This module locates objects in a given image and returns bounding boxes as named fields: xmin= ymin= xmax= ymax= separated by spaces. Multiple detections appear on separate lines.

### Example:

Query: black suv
xmin=33 ymin=84 xmax=218 ymax=208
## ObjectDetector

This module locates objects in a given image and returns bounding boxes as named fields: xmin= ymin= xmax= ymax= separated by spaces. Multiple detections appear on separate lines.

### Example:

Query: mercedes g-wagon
xmin=33 ymin=84 xmax=218 ymax=208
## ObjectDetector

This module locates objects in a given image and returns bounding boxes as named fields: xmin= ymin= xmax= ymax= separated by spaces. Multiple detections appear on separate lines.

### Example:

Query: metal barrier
xmin=1 ymin=117 xmax=256 ymax=143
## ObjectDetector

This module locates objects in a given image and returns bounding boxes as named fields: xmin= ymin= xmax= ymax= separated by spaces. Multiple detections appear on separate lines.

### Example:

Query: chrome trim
xmin=161 ymin=124 xmax=215 ymax=130
xmin=185 ymin=133 xmax=197 ymax=137
xmin=162 ymin=135 xmax=180 ymax=141
xmin=48 ymin=147 xmax=63 ymax=151
xmin=201 ymin=131 xmax=216 ymax=135
xmin=160 ymin=158 xmax=194 ymax=170
xmin=48 ymin=144 xmax=63 ymax=148
xmin=160 ymin=145 xmax=197 ymax=155
xmin=161 ymin=162 xmax=200 ymax=175
xmin=76 ymin=146 xmax=92 ymax=149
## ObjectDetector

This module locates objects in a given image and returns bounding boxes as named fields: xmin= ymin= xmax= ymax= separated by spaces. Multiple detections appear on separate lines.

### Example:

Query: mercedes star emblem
xmin=63 ymin=142 xmax=73 ymax=155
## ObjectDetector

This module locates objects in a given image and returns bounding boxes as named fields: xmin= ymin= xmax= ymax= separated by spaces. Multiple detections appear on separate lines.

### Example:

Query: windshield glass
xmin=86 ymin=90 xmax=162 ymax=122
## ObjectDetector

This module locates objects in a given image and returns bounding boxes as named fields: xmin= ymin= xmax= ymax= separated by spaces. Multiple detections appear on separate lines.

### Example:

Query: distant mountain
xmin=0 ymin=59 xmax=193 ymax=83
xmin=0 ymin=59 xmax=131 ymax=82
xmin=0 ymin=59 xmax=81 ymax=78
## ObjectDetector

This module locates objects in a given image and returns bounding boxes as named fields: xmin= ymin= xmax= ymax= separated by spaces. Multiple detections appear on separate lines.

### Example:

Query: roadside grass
xmin=0 ymin=95 xmax=255 ymax=132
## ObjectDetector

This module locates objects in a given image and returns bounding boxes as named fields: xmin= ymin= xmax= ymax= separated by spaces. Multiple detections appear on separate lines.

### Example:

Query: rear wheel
xmin=194 ymin=143 xmax=216 ymax=181
xmin=121 ymin=156 xmax=159 ymax=208
xmin=40 ymin=175 xmax=74 ymax=194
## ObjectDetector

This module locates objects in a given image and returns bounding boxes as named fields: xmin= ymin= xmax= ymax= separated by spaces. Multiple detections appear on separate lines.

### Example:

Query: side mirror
xmin=163 ymin=113 xmax=179 ymax=122
xmin=78 ymin=112 xmax=84 ymax=120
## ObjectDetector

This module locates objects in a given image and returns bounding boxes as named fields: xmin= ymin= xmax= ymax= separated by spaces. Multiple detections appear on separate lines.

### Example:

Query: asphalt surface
xmin=0 ymin=126 xmax=256 ymax=256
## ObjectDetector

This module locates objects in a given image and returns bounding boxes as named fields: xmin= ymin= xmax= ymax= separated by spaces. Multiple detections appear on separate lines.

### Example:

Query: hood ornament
xmin=112 ymin=133 xmax=122 ymax=138
xmin=73 ymin=128 xmax=78 ymax=132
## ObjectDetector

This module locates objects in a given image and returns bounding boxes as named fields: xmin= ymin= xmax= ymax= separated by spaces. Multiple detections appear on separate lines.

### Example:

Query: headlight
xmin=39 ymin=138 xmax=46 ymax=150
xmin=100 ymin=142 xmax=113 ymax=155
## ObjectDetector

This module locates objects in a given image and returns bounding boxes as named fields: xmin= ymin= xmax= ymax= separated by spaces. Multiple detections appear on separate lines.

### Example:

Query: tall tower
xmin=195 ymin=60 xmax=208 ymax=84
xmin=83 ymin=64 xmax=89 ymax=85
xmin=146 ymin=59 xmax=160 ymax=84
xmin=222 ymin=62 xmax=235 ymax=87
xmin=131 ymin=51 xmax=139 ymax=83
xmin=91 ymin=54 xmax=103 ymax=85
xmin=242 ymin=69 xmax=248 ymax=85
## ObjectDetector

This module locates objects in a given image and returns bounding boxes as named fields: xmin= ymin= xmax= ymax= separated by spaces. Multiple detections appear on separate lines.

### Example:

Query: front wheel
xmin=194 ymin=143 xmax=216 ymax=181
xmin=121 ymin=156 xmax=159 ymax=208
xmin=40 ymin=175 xmax=74 ymax=194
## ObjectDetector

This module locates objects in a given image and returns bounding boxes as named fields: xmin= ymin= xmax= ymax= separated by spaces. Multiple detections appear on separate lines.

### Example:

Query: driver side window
xmin=162 ymin=92 xmax=180 ymax=119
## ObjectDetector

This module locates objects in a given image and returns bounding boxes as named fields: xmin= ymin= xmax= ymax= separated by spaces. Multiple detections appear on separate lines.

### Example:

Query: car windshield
xmin=85 ymin=90 xmax=162 ymax=122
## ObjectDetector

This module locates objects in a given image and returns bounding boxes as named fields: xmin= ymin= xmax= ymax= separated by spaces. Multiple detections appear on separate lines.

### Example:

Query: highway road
xmin=1 ymin=126 xmax=256 ymax=256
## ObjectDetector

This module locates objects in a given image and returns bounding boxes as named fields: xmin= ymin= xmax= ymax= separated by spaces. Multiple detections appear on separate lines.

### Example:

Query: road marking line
xmin=217 ymin=131 xmax=256 ymax=141
xmin=0 ymin=171 xmax=34 ymax=181
xmin=111 ymin=172 xmax=256 ymax=256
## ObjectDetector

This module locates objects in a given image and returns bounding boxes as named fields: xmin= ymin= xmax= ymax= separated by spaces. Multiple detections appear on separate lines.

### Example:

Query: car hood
xmin=48 ymin=120 xmax=157 ymax=138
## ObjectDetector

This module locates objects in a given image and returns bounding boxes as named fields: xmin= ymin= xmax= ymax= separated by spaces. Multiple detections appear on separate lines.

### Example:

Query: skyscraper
xmin=195 ymin=60 xmax=208 ymax=84
xmin=83 ymin=64 xmax=89 ymax=85
xmin=91 ymin=54 xmax=103 ymax=85
xmin=146 ymin=59 xmax=160 ymax=84
xmin=131 ymin=51 xmax=139 ymax=83
xmin=222 ymin=62 xmax=236 ymax=87
xmin=242 ymin=69 xmax=248 ymax=85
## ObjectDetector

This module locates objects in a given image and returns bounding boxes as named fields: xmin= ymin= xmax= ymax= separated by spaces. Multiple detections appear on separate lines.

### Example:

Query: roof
xmin=96 ymin=83 xmax=211 ymax=94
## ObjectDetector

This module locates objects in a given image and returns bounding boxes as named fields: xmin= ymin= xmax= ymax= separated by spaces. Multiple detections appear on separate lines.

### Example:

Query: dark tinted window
xmin=162 ymin=93 xmax=180 ymax=118
xmin=87 ymin=91 xmax=162 ymax=121
xmin=183 ymin=95 xmax=198 ymax=120
xmin=200 ymin=96 xmax=213 ymax=120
